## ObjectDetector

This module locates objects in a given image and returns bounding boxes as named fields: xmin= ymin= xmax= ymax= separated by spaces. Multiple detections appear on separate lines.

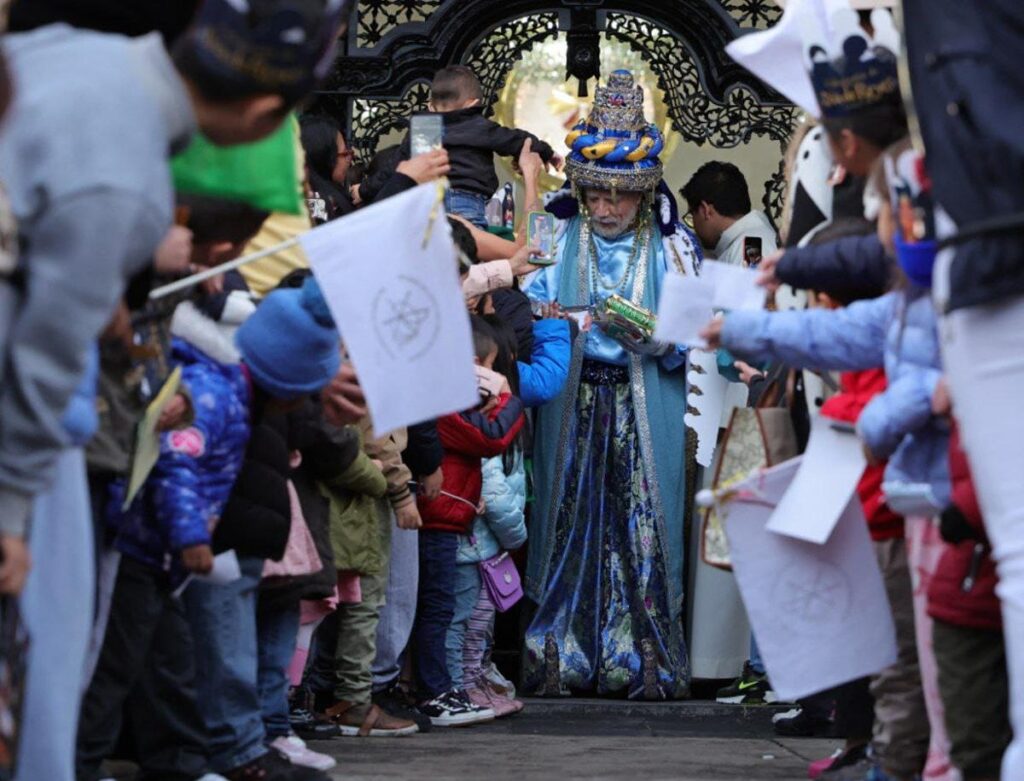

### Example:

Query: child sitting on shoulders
xmin=404 ymin=65 xmax=559 ymax=229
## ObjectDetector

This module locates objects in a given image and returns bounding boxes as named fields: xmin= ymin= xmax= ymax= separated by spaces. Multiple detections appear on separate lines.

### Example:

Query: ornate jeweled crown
xmin=564 ymin=70 xmax=663 ymax=193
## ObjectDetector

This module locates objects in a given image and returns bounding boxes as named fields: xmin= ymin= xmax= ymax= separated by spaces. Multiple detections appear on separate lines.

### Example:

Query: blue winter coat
xmin=518 ymin=319 xmax=571 ymax=408
xmin=114 ymin=335 xmax=251 ymax=572
xmin=457 ymin=454 xmax=527 ymax=564
xmin=722 ymin=288 xmax=950 ymax=509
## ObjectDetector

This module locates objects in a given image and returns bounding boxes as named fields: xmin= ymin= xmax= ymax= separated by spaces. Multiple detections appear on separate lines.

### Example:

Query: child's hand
xmin=421 ymin=467 xmax=443 ymax=500
xmin=157 ymin=393 xmax=191 ymax=432
xmin=397 ymin=149 xmax=451 ymax=184
xmin=350 ymin=183 xmax=363 ymax=207
xmin=549 ymin=153 xmax=564 ymax=172
xmin=698 ymin=316 xmax=725 ymax=350
xmin=371 ymin=459 xmax=385 ymax=472
xmin=154 ymin=225 xmax=194 ymax=276
xmin=0 ymin=535 xmax=30 ymax=595
xmin=734 ymin=360 xmax=765 ymax=385
xmin=518 ymin=138 xmax=544 ymax=182
xmin=509 ymin=244 xmax=545 ymax=277
xmin=476 ymin=498 xmax=486 ymax=515
xmin=322 ymin=363 xmax=367 ymax=426
xmin=395 ymin=503 xmax=423 ymax=530
xmin=932 ymin=377 xmax=952 ymax=417
xmin=755 ymin=249 xmax=784 ymax=293
xmin=181 ymin=544 xmax=215 ymax=575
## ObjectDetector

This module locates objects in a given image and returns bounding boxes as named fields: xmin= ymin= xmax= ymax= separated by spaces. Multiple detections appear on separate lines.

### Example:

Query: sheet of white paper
xmin=724 ymin=0 xmax=824 ymax=117
xmin=700 ymin=260 xmax=766 ymax=312
xmin=171 ymin=550 xmax=243 ymax=598
xmin=303 ymin=183 xmax=479 ymax=436
xmin=198 ymin=550 xmax=242 ymax=586
xmin=723 ymin=459 xmax=897 ymax=701
xmin=654 ymin=272 xmax=715 ymax=348
xmin=766 ymin=415 xmax=867 ymax=544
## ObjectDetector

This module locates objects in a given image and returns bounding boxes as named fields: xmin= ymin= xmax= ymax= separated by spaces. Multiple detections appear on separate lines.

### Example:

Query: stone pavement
xmin=108 ymin=699 xmax=841 ymax=780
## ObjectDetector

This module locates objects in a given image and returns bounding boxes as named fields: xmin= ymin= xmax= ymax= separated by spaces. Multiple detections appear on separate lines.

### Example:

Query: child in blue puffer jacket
xmin=706 ymin=285 xmax=949 ymax=514
xmin=445 ymin=316 xmax=528 ymax=718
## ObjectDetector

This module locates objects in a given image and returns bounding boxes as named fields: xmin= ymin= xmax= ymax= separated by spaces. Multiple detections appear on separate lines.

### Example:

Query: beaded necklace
xmin=587 ymin=211 xmax=650 ymax=299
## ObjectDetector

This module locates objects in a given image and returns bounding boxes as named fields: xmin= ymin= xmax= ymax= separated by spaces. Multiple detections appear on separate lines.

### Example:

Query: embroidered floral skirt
xmin=522 ymin=361 xmax=690 ymax=700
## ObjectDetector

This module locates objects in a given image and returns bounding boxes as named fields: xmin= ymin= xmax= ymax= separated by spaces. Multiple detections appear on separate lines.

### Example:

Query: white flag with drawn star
xmin=303 ymin=183 xmax=478 ymax=436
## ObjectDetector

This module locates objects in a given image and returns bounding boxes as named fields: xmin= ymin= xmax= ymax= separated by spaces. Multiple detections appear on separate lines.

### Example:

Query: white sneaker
xmin=270 ymin=734 xmax=338 ymax=771
xmin=416 ymin=689 xmax=495 ymax=727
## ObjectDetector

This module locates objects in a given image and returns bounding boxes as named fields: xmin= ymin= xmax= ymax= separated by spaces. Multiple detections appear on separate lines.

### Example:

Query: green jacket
xmin=319 ymin=447 xmax=389 ymax=576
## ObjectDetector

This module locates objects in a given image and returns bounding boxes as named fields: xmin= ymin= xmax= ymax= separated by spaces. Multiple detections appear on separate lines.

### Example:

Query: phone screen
xmin=527 ymin=211 xmax=556 ymax=265
xmin=743 ymin=236 xmax=764 ymax=267
xmin=410 ymin=114 xmax=444 ymax=157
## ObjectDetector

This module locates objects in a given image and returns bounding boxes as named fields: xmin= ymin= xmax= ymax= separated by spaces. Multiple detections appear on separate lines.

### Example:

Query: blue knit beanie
xmin=235 ymin=277 xmax=340 ymax=399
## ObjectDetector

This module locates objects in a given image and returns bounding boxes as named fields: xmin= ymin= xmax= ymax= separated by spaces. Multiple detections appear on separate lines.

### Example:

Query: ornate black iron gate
xmin=317 ymin=1 xmax=797 ymax=220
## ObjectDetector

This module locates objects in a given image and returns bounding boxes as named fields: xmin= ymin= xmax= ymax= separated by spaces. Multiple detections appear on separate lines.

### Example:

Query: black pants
xmin=834 ymin=677 xmax=874 ymax=742
xmin=76 ymin=557 xmax=207 ymax=781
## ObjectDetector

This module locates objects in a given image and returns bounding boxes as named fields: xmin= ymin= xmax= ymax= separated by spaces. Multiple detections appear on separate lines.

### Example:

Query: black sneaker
xmin=715 ymin=661 xmax=777 ymax=705
xmin=224 ymin=749 xmax=330 ymax=780
xmin=416 ymin=689 xmax=495 ymax=727
xmin=772 ymin=706 xmax=834 ymax=737
xmin=373 ymin=680 xmax=432 ymax=733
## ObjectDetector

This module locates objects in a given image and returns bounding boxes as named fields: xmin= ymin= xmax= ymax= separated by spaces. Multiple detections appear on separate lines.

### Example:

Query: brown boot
xmin=322 ymin=700 xmax=419 ymax=737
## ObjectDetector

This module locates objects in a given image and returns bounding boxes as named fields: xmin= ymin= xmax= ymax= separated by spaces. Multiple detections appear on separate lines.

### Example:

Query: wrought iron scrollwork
xmin=463 ymin=13 xmax=559 ymax=110
xmin=605 ymin=13 xmax=796 ymax=149
xmin=350 ymin=82 xmax=431 ymax=162
xmin=716 ymin=0 xmax=782 ymax=29
xmin=762 ymin=157 xmax=789 ymax=229
xmin=356 ymin=0 xmax=442 ymax=48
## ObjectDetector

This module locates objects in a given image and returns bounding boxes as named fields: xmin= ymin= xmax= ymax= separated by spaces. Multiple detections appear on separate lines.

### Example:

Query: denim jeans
xmin=749 ymin=635 xmax=765 ymax=676
xmin=257 ymin=597 xmax=300 ymax=740
xmin=445 ymin=563 xmax=481 ymax=688
xmin=183 ymin=555 xmax=266 ymax=772
xmin=372 ymin=523 xmax=419 ymax=691
xmin=17 ymin=448 xmax=95 ymax=781
xmin=414 ymin=530 xmax=459 ymax=697
xmin=445 ymin=189 xmax=488 ymax=230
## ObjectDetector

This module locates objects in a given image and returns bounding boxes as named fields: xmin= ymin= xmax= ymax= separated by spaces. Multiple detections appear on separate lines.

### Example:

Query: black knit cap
xmin=176 ymin=0 xmax=351 ymax=104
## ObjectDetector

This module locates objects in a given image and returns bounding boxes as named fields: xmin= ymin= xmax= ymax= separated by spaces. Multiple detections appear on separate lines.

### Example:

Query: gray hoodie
xmin=0 ymin=24 xmax=195 ymax=535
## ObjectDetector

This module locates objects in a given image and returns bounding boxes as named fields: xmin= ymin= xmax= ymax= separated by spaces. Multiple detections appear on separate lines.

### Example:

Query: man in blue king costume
xmin=523 ymin=70 xmax=702 ymax=699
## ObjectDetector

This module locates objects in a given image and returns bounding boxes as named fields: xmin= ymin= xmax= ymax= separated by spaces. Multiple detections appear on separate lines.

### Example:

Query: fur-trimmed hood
xmin=170 ymin=299 xmax=250 ymax=366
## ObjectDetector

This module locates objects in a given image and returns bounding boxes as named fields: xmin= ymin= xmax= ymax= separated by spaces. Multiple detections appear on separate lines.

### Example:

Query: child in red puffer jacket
xmin=412 ymin=316 xmax=525 ymax=727
xmin=927 ymin=420 xmax=1010 ymax=781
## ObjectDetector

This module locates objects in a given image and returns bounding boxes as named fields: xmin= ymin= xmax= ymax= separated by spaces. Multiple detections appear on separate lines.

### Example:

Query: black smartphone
xmin=743 ymin=236 xmax=763 ymax=267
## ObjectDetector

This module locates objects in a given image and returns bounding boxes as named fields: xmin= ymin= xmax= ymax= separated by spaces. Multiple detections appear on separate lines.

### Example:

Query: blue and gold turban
xmin=564 ymin=70 xmax=664 ymax=194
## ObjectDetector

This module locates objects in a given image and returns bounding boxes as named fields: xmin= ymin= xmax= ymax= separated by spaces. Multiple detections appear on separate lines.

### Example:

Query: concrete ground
xmin=107 ymin=699 xmax=840 ymax=780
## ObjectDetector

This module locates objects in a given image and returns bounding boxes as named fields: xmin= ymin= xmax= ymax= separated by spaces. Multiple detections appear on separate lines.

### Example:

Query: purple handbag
xmin=479 ymin=552 xmax=523 ymax=613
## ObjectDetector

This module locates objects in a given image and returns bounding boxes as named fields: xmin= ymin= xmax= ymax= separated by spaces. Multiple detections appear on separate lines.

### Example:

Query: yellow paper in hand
xmin=123 ymin=366 xmax=183 ymax=510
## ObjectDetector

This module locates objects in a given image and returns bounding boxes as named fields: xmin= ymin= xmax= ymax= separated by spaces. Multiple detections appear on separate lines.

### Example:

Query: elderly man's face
xmin=584 ymin=189 xmax=643 ymax=239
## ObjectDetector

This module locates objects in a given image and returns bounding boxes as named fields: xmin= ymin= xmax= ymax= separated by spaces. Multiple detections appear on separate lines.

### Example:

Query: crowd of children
xmin=1 ymin=2 xmax=1023 ymax=781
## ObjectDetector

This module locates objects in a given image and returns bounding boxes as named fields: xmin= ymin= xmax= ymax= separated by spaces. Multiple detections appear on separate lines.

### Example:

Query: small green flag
xmin=171 ymin=114 xmax=304 ymax=216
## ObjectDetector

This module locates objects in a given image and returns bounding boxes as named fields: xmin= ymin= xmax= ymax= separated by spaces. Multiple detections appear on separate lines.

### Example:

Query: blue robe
xmin=522 ymin=214 xmax=696 ymax=699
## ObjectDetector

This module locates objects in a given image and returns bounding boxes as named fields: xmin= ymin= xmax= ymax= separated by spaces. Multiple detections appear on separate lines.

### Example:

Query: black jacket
xmin=213 ymin=410 xmax=291 ymax=562
xmin=401 ymin=107 xmax=555 ymax=198
xmin=904 ymin=0 xmax=1024 ymax=311
xmin=777 ymin=234 xmax=892 ymax=305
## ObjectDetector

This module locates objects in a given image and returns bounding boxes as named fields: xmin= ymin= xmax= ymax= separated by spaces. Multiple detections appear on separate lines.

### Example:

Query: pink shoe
xmin=808 ymin=749 xmax=842 ymax=779
xmin=466 ymin=685 xmax=522 ymax=719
